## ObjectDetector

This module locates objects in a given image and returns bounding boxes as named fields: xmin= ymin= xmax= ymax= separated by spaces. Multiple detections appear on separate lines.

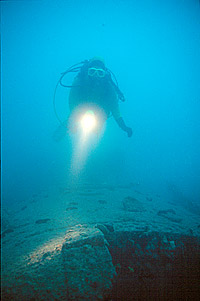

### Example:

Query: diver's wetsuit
xmin=69 ymin=75 xmax=121 ymax=120
xmin=67 ymin=70 xmax=132 ymax=137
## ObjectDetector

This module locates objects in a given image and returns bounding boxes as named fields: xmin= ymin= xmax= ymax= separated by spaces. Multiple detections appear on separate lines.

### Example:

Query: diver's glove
xmin=126 ymin=127 xmax=133 ymax=138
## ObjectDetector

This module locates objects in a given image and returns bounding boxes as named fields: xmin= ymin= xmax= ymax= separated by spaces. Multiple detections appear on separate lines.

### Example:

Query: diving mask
xmin=88 ymin=67 xmax=106 ymax=78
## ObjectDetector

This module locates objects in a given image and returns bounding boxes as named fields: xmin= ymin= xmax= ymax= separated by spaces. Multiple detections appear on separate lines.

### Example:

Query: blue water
xmin=1 ymin=0 xmax=200 ymax=206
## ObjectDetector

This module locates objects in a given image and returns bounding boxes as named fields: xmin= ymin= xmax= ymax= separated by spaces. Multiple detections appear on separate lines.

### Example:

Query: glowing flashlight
xmin=80 ymin=110 xmax=97 ymax=133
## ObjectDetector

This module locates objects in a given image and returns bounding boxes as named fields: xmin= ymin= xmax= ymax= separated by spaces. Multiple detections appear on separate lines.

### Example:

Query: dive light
xmin=80 ymin=111 xmax=97 ymax=133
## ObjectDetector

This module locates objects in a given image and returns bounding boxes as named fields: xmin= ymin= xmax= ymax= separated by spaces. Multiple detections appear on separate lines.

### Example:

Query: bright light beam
xmin=69 ymin=111 xmax=101 ymax=181
xmin=80 ymin=111 xmax=97 ymax=134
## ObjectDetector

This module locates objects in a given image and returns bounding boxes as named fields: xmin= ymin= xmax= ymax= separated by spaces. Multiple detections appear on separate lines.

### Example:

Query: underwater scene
xmin=1 ymin=0 xmax=200 ymax=300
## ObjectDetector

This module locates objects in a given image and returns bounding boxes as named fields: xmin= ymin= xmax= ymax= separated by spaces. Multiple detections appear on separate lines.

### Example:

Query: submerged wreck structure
xmin=2 ymin=185 xmax=200 ymax=300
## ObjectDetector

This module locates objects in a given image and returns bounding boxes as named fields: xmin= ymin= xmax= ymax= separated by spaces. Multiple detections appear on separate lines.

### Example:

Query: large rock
xmin=62 ymin=225 xmax=116 ymax=300
xmin=2 ymin=225 xmax=200 ymax=300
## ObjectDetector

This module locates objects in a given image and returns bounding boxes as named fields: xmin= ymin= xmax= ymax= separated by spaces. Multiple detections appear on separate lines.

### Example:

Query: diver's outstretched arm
xmin=116 ymin=117 xmax=133 ymax=137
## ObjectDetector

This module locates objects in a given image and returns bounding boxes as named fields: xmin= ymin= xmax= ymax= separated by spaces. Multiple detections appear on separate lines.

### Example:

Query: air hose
xmin=53 ymin=61 xmax=86 ymax=125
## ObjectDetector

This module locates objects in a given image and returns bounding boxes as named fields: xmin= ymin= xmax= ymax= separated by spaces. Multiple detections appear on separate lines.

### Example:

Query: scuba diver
xmin=53 ymin=57 xmax=133 ymax=139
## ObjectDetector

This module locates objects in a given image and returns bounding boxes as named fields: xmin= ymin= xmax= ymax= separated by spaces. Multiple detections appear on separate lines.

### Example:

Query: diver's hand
xmin=116 ymin=117 xmax=133 ymax=137
xmin=126 ymin=127 xmax=133 ymax=137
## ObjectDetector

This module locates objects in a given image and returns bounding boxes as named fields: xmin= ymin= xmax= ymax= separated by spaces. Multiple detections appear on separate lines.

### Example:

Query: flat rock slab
xmin=2 ymin=225 xmax=116 ymax=300
xmin=122 ymin=196 xmax=145 ymax=212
